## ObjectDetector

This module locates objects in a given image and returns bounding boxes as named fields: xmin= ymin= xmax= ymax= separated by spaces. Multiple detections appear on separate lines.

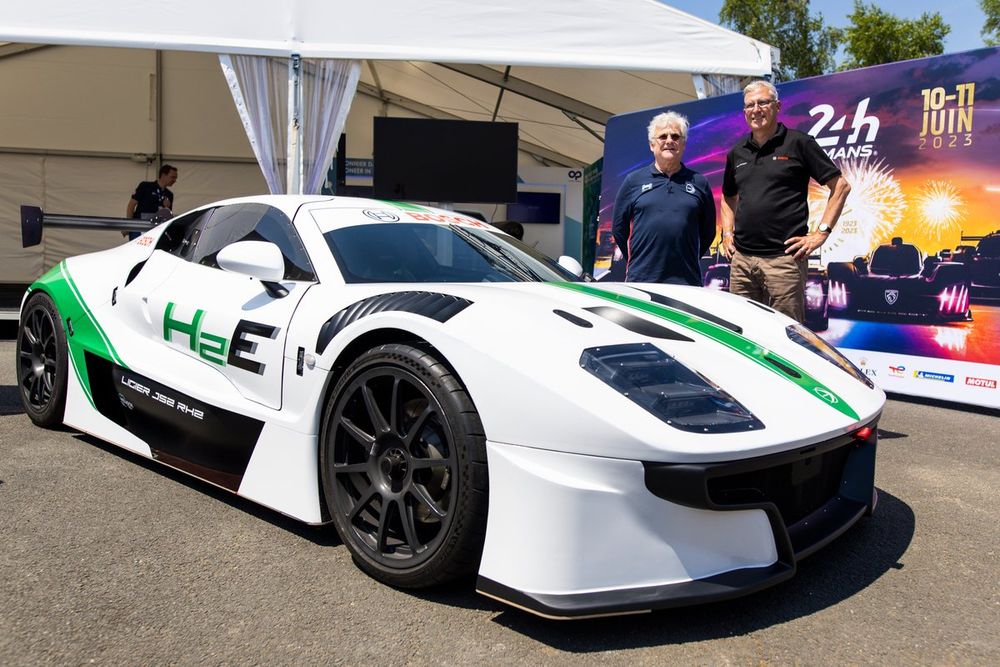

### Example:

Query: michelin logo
xmin=914 ymin=370 xmax=955 ymax=383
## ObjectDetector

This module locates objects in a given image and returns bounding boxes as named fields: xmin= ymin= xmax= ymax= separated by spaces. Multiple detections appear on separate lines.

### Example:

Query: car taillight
xmin=852 ymin=425 xmax=876 ymax=443
xmin=937 ymin=284 xmax=968 ymax=314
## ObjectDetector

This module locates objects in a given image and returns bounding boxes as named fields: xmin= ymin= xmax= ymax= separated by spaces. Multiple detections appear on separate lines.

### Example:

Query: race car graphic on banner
xmin=597 ymin=47 xmax=1000 ymax=408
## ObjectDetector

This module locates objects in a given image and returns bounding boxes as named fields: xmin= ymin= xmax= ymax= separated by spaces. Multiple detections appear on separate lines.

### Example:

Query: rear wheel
xmin=320 ymin=343 xmax=488 ymax=588
xmin=17 ymin=292 xmax=68 ymax=427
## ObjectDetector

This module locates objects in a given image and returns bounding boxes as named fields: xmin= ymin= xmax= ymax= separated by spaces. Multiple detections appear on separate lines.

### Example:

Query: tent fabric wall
xmin=0 ymin=154 xmax=267 ymax=284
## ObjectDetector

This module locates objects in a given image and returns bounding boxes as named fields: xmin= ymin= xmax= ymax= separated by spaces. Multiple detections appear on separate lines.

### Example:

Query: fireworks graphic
xmin=809 ymin=157 xmax=905 ymax=263
xmin=909 ymin=180 xmax=965 ymax=250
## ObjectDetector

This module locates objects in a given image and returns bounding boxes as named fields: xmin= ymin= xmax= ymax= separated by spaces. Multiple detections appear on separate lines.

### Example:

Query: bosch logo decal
xmin=363 ymin=209 xmax=400 ymax=222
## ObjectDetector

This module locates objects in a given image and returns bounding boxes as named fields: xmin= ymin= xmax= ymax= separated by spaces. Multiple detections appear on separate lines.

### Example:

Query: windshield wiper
xmin=450 ymin=226 xmax=541 ymax=282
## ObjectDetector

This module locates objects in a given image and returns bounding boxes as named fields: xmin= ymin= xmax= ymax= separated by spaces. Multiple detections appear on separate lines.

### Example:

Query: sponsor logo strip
xmin=553 ymin=282 xmax=859 ymax=420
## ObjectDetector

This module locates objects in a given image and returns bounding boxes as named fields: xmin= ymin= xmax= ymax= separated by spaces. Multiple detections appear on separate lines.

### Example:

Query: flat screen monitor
xmin=373 ymin=118 xmax=518 ymax=203
xmin=506 ymin=191 xmax=561 ymax=224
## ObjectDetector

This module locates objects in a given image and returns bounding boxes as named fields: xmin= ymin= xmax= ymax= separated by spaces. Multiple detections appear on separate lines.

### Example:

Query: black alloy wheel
xmin=17 ymin=292 xmax=68 ymax=427
xmin=321 ymin=343 xmax=487 ymax=588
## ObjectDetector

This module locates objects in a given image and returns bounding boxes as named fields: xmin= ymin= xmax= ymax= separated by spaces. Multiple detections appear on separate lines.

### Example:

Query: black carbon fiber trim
xmin=636 ymin=289 xmax=743 ymax=334
xmin=552 ymin=309 xmax=593 ymax=328
xmin=316 ymin=291 xmax=473 ymax=354
xmin=584 ymin=306 xmax=694 ymax=341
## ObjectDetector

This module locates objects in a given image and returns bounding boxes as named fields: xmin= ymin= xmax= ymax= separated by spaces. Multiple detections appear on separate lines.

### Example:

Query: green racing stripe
xmin=29 ymin=261 xmax=126 ymax=408
xmin=553 ymin=282 xmax=859 ymax=420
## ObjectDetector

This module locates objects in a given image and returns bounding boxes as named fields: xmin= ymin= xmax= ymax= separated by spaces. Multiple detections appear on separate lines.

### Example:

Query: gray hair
xmin=743 ymin=80 xmax=779 ymax=102
xmin=647 ymin=111 xmax=690 ymax=142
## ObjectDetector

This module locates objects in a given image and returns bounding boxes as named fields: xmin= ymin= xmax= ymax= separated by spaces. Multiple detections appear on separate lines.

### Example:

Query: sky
xmin=666 ymin=0 xmax=992 ymax=63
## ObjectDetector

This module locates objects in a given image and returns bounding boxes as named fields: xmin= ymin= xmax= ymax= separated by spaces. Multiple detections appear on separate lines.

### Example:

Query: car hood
xmin=303 ymin=280 xmax=884 ymax=463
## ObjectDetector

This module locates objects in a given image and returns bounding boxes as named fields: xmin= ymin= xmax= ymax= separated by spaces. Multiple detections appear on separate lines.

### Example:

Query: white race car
xmin=17 ymin=195 xmax=883 ymax=619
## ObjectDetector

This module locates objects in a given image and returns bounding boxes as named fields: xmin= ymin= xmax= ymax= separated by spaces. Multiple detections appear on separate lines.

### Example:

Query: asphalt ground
xmin=1 ymin=321 xmax=998 ymax=665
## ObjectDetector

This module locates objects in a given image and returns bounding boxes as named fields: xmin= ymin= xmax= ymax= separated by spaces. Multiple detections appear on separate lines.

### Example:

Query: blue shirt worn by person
xmin=612 ymin=163 xmax=717 ymax=285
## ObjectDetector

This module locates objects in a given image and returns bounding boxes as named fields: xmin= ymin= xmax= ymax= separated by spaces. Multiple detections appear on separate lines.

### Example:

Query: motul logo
xmin=965 ymin=376 xmax=997 ymax=389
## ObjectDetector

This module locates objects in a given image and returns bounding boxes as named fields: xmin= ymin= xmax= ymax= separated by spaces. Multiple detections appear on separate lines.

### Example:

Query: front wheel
xmin=320 ymin=343 xmax=488 ymax=588
xmin=16 ymin=291 xmax=68 ymax=427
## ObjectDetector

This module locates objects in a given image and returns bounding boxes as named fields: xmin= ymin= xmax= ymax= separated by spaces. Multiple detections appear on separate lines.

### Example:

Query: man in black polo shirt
xmin=720 ymin=80 xmax=850 ymax=322
xmin=125 ymin=164 xmax=178 ymax=239
xmin=612 ymin=111 xmax=716 ymax=285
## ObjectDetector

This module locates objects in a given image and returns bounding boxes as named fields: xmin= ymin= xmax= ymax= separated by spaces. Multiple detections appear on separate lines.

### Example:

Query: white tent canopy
xmin=2 ymin=0 xmax=773 ymax=76
xmin=1 ymin=0 xmax=775 ymax=191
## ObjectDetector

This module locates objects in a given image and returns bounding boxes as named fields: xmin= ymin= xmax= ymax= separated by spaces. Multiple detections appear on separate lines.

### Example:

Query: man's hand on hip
xmin=784 ymin=231 xmax=827 ymax=259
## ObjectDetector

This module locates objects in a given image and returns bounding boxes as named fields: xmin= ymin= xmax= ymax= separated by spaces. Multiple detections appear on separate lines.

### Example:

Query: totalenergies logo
xmin=807 ymin=97 xmax=879 ymax=160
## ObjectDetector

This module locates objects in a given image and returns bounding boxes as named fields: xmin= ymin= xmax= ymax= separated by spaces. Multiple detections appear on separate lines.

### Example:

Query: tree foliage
xmin=839 ymin=1 xmax=950 ymax=70
xmin=983 ymin=0 xmax=1000 ymax=46
xmin=719 ymin=0 xmax=840 ymax=80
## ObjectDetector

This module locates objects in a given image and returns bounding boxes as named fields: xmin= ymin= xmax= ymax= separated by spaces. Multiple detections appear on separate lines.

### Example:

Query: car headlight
xmin=580 ymin=343 xmax=764 ymax=433
xmin=785 ymin=324 xmax=874 ymax=388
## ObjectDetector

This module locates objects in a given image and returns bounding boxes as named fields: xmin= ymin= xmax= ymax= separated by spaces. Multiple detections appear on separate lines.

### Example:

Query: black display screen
xmin=373 ymin=118 xmax=518 ymax=203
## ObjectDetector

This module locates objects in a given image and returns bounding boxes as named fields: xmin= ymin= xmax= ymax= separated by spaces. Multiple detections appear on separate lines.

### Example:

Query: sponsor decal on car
xmin=965 ymin=376 xmax=997 ymax=389
xmin=136 ymin=236 xmax=153 ymax=246
xmin=888 ymin=364 xmax=906 ymax=377
xmin=119 ymin=374 xmax=205 ymax=420
xmin=914 ymin=370 xmax=955 ymax=383
xmin=163 ymin=303 xmax=275 ymax=374
xmin=363 ymin=209 xmax=400 ymax=222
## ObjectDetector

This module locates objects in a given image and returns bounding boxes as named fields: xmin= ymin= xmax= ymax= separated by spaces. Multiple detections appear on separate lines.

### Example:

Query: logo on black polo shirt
xmin=685 ymin=183 xmax=695 ymax=194
xmin=641 ymin=183 xmax=652 ymax=192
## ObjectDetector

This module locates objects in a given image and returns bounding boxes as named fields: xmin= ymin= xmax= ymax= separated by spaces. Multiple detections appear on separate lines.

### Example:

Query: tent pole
xmin=287 ymin=53 xmax=303 ymax=194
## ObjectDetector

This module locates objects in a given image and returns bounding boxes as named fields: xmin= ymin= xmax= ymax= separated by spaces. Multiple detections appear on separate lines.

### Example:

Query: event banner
xmin=597 ymin=47 xmax=1000 ymax=408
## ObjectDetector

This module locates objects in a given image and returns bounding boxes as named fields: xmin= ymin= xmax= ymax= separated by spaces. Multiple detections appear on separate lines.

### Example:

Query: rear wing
xmin=20 ymin=205 xmax=168 ymax=248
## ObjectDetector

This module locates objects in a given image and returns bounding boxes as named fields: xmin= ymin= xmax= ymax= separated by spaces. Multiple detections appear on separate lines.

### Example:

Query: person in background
xmin=720 ymin=80 xmax=850 ymax=322
xmin=612 ymin=111 xmax=716 ymax=285
xmin=125 ymin=164 xmax=178 ymax=240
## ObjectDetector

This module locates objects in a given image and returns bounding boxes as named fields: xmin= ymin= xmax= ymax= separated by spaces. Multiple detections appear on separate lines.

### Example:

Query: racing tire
xmin=320 ymin=343 xmax=488 ymax=588
xmin=16 ymin=291 xmax=68 ymax=428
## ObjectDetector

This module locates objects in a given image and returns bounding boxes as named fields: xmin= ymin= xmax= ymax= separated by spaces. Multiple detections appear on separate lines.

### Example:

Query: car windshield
xmin=870 ymin=244 xmax=921 ymax=276
xmin=323 ymin=223 xmax=581 ymax=283
xmin=978 ymin=236 xmax=1000 ymax=258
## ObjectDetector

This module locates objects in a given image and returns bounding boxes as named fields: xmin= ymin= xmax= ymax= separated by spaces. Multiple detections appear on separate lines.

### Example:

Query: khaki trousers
xmin=729 ymin=250 xmax=807 ymax=323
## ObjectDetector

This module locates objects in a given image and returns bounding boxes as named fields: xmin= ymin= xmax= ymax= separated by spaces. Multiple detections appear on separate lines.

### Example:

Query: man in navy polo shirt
xmin=720 ymin=80 xmax=850 ymax=322
xmin=612 ymin=111 xmax=716 ymax=285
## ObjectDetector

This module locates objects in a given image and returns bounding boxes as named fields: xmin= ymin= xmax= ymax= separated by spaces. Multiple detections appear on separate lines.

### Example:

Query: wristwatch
xmin=817 ymin=223 xmax=832 ymax=234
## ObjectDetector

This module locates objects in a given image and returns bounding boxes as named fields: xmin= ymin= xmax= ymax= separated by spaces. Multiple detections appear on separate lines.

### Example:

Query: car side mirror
xmin=557 ymin=255 xmax=585 ymax=278
xmin=216 ymin=241 xmax=289 ymax=297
